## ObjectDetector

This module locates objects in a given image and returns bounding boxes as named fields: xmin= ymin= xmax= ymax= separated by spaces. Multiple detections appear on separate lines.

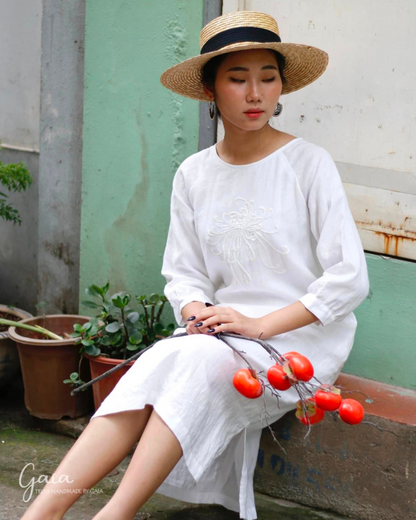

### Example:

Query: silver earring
xmin=273 ymin=102 xmax=283 ymax=117
xmin=208 ymin=101 xmax=216 ymax=120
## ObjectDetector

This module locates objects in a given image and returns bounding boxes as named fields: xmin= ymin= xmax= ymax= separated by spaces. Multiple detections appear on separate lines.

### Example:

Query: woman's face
xmin=204 ymin=49 xmax=283 ymax=132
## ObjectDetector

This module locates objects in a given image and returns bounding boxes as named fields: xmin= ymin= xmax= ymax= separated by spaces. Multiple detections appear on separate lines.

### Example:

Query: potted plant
xmin=0 ymin=305 xmax=33 ymax=389
xmin=4 ymin=313 xmax=94 ymax=420
xmin=65 ymin=283 xmax=175 ymax=409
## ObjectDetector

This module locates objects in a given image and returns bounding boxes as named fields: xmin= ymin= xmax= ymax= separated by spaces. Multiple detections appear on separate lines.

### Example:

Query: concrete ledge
xmin=255 ymin=374 xmax=416 ymax=520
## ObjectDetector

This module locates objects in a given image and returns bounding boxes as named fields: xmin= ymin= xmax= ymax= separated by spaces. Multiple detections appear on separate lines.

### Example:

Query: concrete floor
xmin=0 ymin=377 xmax=356 ymax=520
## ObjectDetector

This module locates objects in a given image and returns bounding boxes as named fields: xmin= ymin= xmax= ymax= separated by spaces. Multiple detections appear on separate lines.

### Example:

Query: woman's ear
xmin=202 ymin=84 xmax=214 ymax=101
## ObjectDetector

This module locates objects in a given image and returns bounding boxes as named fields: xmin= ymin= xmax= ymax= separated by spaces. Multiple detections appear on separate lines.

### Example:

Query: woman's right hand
xmin=182 ymin=301 xmax=207 ymax=335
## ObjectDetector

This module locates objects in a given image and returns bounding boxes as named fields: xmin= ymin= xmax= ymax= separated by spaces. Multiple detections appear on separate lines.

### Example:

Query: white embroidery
xmin=206 ymin=197 xmax=290 ymax=286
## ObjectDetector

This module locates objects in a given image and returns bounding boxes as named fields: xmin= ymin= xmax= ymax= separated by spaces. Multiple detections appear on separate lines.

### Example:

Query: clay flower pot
xmin=8 ymin=315 xmax=94 ymax=420
xmin=85 ymin=354 xmax=134 ymax=410
xmin=0 ymin=304 xmax=33 ymax=389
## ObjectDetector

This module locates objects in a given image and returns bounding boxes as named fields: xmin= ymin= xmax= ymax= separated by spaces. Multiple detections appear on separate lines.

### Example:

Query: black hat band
xmin=201 ymin=26 xmax=281 ymax=55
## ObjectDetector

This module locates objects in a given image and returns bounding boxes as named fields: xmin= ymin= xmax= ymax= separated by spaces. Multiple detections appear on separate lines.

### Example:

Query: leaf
xmin=129 ymin=331 xmax=143 ymax=345
xmin=70 ymin=372 xmax=79 ymax=380
xmin=89 ymin=325 xmax=98 ymax=337
xmin=127 ymin=312 xmax=139 ymax=324
xmin=99 ymin=336 xmax=111 ymax=346
xmin=73 ymin=324 xmax=83 ymax=332
xmin=153 ymin=322 xmax=164 ymax=335
xmin=126 ymin=342 xmax=140 ymax=351
xmin=86 ymin=344 xmax=101 ymax=356
xmin=105 ymin=322 xmax=120 ymax=333
xmin=110 ymin=332 xmax=123 ymax=345
xmin=148 ymin=293 xmax=160 ymax=304
xmin=81 ymin=300 xmax=101 ymax=309
xmin=86 ymin=285 xmax=102 ymax=298
xmin=81 ymin=339 xmax=94 ymax=347
xmin=81 ymin=322 xmax=92 ymax=332
xmin=167 ymin=323 xmax=175 ymax=332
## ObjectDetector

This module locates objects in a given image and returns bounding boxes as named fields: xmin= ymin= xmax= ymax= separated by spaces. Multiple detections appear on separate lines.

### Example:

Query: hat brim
xmin=160 ymin=41 xmax=329 ymax=101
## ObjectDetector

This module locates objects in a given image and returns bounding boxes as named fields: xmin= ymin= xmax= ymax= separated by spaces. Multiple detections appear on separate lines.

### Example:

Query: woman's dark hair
xmin=201 ymin=50 xmax=287 ymax=118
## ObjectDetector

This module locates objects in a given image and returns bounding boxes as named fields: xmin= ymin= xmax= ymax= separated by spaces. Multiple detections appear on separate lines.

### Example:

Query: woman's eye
xmin=230 ymin=77 xmax=276 ymax=83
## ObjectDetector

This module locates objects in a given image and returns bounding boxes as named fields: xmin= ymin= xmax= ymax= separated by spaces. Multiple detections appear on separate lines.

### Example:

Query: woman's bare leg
xmin=92 ymin=408 xmax=183 ymax=520
xmin=20 ymin=405 xmax=154 ymax=520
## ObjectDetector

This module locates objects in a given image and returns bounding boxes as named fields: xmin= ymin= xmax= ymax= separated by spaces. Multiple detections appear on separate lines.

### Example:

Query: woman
xmin=21 ymin=11 xmax=370 ymax=520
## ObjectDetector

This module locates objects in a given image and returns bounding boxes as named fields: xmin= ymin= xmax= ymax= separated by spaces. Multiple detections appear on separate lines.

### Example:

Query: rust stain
xmin=355 ymin=219 xmax=416 ymax=256
xmin=373 ymin=232 xmax=412 ymax=256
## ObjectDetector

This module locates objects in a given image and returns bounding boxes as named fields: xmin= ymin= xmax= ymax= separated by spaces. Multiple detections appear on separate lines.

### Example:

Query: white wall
xmin=0 ymin=0 xmax=42 ymax=150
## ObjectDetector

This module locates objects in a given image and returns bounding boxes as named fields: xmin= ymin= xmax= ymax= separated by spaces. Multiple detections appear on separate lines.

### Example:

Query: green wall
xmin=80 ymin=0 xmax=203 ymax=324
xmin=344 ymin=252 xmax=416 ymax=391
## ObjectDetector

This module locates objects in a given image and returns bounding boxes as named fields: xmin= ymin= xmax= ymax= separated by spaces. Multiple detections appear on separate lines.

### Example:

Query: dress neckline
xmin=211 ymin=137 xmax=302 ymax=169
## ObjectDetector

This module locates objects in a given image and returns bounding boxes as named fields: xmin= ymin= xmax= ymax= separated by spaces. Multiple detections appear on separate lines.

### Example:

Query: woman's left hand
xmin=188 ymin=306 xmax=265 ymax=339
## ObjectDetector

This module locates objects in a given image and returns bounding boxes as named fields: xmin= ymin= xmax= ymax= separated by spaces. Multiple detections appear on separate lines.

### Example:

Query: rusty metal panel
xmin=345 ymin=183 xmax=416 ymax=260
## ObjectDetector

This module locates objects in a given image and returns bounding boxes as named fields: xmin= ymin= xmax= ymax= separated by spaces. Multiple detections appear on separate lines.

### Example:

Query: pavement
xmin=0 ymin=377 xmax=356 ymax=520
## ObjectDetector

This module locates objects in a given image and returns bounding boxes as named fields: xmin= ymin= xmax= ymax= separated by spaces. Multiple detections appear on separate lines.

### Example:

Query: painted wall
xmin=342 ymin=253 xmax=416 ymax=391
xmin=0 ymin=0 xmax=41 ymax=311
xmin=0 ymin=0 xmax=42 ymax=150
xmin=79 ymin=1 xmax=203 ymax=320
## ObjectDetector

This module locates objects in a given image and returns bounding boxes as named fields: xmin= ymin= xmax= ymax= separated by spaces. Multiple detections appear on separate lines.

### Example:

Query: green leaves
xmin=70 ymin=283 xmax=174 ymax=366
xmin=63 ymin=372 xmax=85 ymax=387
xmin=0 ymin=158 xmax=32 ymax=225
xmin=105 ymin=322 xmax=120 ymax=333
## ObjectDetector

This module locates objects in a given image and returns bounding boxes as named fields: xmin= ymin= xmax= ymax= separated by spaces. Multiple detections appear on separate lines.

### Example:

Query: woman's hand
xmin=186 ymin=306 xmax=265 ymax=339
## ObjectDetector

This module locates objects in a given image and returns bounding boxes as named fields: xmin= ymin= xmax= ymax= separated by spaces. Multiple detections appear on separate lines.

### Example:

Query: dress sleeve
xmin=161 ymin=166 xmax=216 ymax=327
xmin=298 ymin=151 xmax=370 ymax=327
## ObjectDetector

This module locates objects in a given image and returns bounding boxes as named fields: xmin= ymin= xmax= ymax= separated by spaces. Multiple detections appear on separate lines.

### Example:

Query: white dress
xmin=90 ymin=137 xmax=370 ymax=520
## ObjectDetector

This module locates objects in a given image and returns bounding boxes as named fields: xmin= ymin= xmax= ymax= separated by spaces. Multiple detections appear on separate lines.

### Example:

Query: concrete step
xmin=255 ymin=373 xmax=416 ymax=520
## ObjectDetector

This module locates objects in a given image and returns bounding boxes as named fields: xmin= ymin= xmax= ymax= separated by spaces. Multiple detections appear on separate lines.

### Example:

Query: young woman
xmin=21 ymin=11 xmax=370 ymax=520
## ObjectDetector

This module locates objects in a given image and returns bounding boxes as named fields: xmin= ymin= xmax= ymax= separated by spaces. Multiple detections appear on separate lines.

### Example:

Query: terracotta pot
xmin=0 ymin=305 xmax=33 ymax=390
xmin=85 ymin=354 xmax=135 ymax=410
xmin=8 ymin=315 xmax=94 ymax=420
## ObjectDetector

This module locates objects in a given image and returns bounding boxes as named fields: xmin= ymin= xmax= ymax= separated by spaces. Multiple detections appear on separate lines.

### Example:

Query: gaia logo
xmin=19 ymin=463 xmax=75 ymax=502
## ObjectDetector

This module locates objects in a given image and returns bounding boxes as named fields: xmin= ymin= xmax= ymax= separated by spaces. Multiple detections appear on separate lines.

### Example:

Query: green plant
xmin=0 ymin=141 xmax=33 ymax=225
xmin=64 ymin=282 xmax=175 ymax=387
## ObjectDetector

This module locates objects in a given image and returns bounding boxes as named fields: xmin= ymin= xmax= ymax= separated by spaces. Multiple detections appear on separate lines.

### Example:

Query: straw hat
xmin=160 ymin=11 xmax=329 ymax=101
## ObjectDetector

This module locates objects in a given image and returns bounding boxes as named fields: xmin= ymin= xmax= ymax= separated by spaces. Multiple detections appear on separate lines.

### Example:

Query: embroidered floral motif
xmin=206 ymin=197 xmax=290 ymax=285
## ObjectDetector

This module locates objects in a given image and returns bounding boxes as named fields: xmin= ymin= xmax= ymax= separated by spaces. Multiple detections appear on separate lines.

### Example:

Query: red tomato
xmin=287 ymin=354 xmax=314 ymax=382
xmin=267 ymin=364 xmax=291 ymax=390
xmin=282 ymin=351 xmax=300 ymax=360
xmin=338 ymin=399 xmax=364 ymax=425
xmin=295 ymin=397 xmax=325 ymax=425
xmin=314 ymin=385 xmax=342 ymax=411
xmin=233 ymin=368 xmax=263 ymax=399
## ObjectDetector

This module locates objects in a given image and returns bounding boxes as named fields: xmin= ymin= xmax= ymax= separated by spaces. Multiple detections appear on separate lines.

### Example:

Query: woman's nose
xmin=246 ymin=80 xmax=262 ymax=102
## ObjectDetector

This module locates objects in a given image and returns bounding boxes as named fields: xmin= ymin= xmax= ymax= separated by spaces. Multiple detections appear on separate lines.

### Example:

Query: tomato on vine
xmin=233 ymin=368 xmax=263 ymax=399
xmin=338 ymin=398 xmax=364 ymax=425
xmin=314 ymin=384 xmax=342 ymax=411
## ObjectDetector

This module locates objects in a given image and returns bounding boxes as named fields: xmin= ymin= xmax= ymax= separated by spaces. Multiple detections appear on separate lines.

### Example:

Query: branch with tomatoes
xmin=218 ymin=331 xmax=370 ymax=441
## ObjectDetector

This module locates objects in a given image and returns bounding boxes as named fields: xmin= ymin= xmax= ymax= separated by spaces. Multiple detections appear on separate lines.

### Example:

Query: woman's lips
xmin=244 ymin=111 xmax=264 ymax=119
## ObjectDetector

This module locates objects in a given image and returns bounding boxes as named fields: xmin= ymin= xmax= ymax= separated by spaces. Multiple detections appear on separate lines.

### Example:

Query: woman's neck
xmin=217 ymin=125 xmax=294 ymax=165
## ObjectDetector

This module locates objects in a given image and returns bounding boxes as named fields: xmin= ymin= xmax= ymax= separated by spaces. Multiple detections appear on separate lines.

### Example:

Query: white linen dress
xmin=90 ymin=137 xmax=370 ymax=520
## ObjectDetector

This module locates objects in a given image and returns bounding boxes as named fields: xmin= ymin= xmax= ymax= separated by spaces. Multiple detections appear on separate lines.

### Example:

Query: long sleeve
xmin=161 ymin=165 xmax=216 ymax=327
xmin=298 ymin=151 xmax=370 ymax=327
